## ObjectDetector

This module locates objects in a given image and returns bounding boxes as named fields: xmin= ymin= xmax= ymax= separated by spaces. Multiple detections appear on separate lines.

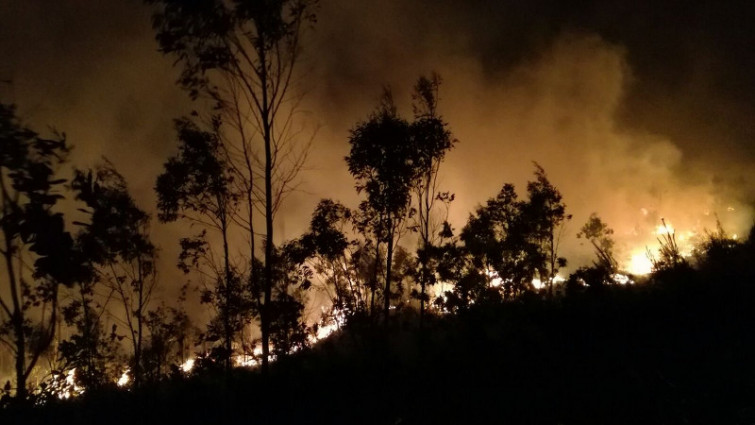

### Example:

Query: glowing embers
xmin=44 ymin=368 xmax=85 ymax=400
xmin=611 ymin=273 xmax=633 ymax=285
xmin=176 ymin=308 xmax=346 ymax=374
xmin=310 ymin=307 xmax=346 ymax=343
xmin=177 ymin=347 xmax=262 ymax=372
xmin=234 ymin=345 xmax=266 ymax=368
xmin=233 ymin=354 xmax=259 ymax=368
xmin=531 ymin=275 xmax=565 ymax=290
xmin=486 ymin=269 xmax=565 ymax=291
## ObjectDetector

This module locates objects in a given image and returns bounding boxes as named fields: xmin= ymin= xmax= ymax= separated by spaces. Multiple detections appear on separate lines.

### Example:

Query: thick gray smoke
xmin=301 ymin=0 xmax=755 ymax=269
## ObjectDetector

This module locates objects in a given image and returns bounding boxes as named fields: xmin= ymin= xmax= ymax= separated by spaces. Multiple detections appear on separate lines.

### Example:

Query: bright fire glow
xmin=310 ymin=307 xmax=346 ymax=343
xmin=180 ymin=358 xmax=195 ymax=373
xmin=177 ymin=311 xmax=345 ymax=375
xmin=117 ymin=369 xmax=130 ymax=387
xmin=54 ymin=368 xmax=84 ymax=400
xmin=531 ymin=275 xmax=564 ymax=290
xmin=532 ymin=278 xmax=543 ymax=289
xmin=612 ymin=273 xmax=633 ymax=285
xmin=486 ymin=269 xmax=503 ymax=288
xmin=656 ymin=223 xmax=674 ymax=235
xmin=234 ymin=345 xmax=265 ymax=368
xmin=628 ymin=252 xmax=652 ymax=275
xmin=234 ymin=355 xmax=259 ymax=368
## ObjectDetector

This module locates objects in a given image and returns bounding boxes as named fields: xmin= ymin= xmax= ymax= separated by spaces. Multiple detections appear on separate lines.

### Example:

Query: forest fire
xmin=2 ymin=2 xmax=754 ymax=422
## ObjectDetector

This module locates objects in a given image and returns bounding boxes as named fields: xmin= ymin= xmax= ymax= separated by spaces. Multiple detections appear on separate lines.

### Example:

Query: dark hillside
xmin=8 ymin=263 xmax=755 ymax=425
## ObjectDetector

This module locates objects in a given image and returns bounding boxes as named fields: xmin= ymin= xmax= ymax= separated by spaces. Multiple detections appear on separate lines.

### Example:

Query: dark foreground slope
xmin=6 ymin=269 xmax=755 ymax=425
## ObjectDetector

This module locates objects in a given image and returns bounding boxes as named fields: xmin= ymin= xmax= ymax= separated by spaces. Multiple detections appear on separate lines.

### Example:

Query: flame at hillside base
xmin=177 ymin=308 xmax=347 ymax=374
xmin=628 ymin=252 xmax=653 ymax=276
xmin=618 ymin=214 xmax=745 ymax=277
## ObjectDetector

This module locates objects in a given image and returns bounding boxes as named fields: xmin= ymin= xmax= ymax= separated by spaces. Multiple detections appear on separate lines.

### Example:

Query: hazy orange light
xmin=656 ymin=223 xmax=674 ymax=235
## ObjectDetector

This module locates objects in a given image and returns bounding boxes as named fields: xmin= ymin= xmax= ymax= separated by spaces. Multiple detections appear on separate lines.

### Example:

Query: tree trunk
xmin=548 ymin=232 xmax=555 ymax=298
xmin=370 ymin=240 xmax=379 ymax=318
xmin=134 ymin=257 xmax=144 ymax=386
xmin=221 ymin=212 xmax=233 ymax=371
xmin=420 ymin=169 xmax=431 ymax=326
xmin=240 ymin=101 xmax=257 ymax=343
xmin=261 ymin=40 xmax=273 ymax=372
xmin=384 ymin=218 xmax=394 ymax=324
xmin=14 ymin=317 xmax=25 ymax=401
xmin=4 ymin=239 xmax=26 ymax=401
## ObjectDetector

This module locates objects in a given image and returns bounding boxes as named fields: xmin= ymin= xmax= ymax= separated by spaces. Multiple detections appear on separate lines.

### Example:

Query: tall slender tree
xmin=72 ymin=162 xmax=157 ymax=386
xmin=522 ymin=163 xmax=571 ymax=296
xmin=155 ymin=117 xmax=239 ymax=371
xmin=347 ymin=91 xmax=417 ymax=322
xmin=147 ymin=0 xmax=319 ymax=370
xmin=409 ymin=73 xmax=455 ymax=323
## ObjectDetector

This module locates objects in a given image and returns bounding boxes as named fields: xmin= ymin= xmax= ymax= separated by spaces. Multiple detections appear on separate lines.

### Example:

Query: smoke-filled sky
xmin=1 ymin=0 xmax=754 ymax=280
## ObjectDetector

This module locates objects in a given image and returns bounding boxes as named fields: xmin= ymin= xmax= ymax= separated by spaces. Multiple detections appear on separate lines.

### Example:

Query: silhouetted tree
xmin=409 ymin=73 xmax=456 ymax=324
xmin=433 ymin=219 xmax=503 ymax=312
xmin=569 ymin=213 xmax=618 ymax=289
xmin=391 ymin=245 xmax=418 ymax=310
xmin=350 ymin=238 xmax=384 ymax=318
xmin=0 ymin=103 xmax=83 ymax=401
xmin=301 ymin=199 xmax=367 ymax=318
xmin=147 ymin=0 xmax=319 ymax=370
xmin=141 ymin=303 xmax=191 ymax=382
xmin=347 ymin=91 xmax=417 ymax=322
xmin=577 ymin=213 xmax=617 ymax=272
xmin=350 ymin=208 xmax=385 ymax=317
xmin=458 ymin=165 xmax=569 ymax=301
xmin=155 ymin=117 xmax=240 ymax=371
xmin=58 ymin=291 xmax=120 ymax=391
xmin=267 ymin=239 xmax=312 ymax=357
xmin=649 ymin=218 xmax=688 ymax=273
xmin=71 ymin=162 xmax=157 ymax=386
xmin=461 ymin=183 xmax=536 ymax=298
xmin=521 ymin=163 xmax=571 ymax=296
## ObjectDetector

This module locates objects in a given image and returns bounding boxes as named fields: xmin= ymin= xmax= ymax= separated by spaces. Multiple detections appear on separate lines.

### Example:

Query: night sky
xmin=1 ymin=0 xmax=754 ymax=286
